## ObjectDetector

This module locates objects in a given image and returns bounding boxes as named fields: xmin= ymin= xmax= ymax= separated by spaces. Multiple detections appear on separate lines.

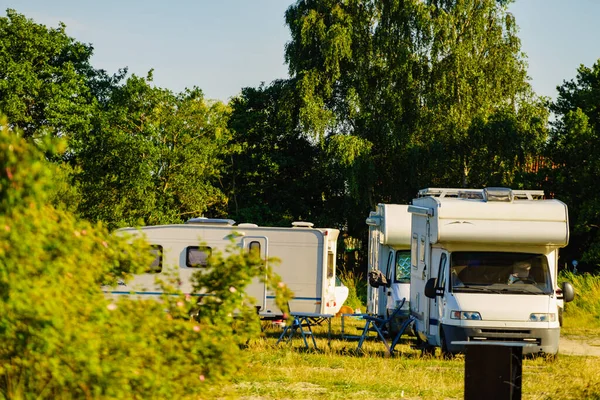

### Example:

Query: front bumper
xmin=442 ymin=324 xmax=560 ymax=355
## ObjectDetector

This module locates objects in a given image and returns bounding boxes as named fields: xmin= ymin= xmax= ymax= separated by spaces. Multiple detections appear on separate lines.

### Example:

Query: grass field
xmin=197 ymin=272 xmax=600 ymax=399
xmin=197 ymin=314 xmax=600 ymax=400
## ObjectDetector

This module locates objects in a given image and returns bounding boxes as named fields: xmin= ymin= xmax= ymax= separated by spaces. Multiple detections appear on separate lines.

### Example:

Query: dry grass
xmin=207 ymin=316 xmax=600 ymax=400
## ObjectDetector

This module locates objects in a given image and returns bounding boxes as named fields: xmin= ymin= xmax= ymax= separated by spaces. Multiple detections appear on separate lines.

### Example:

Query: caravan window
xmin=395 ymin=250 xmax=411 ymax=283
xmin=147 ymin=245 xmax=163 ymax=273
xmin=248 ymin=241 xmax=261 ymax=258
xmin=186 ymin=246 xmax=212 ymax=268
xmin=327 ymin=251 xmax=334 ymax=278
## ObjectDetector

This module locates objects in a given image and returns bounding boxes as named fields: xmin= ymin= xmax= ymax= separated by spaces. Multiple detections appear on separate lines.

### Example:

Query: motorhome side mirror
xmin=424 ymin=278 xmax=438 ymax=299
xmin=562 ymin=282 xmax=575 ymax=303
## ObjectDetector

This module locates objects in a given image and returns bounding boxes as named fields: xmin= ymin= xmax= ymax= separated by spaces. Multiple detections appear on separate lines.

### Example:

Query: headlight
xmin=451 ymin=311 xmax=482 ymax=320
xmin=529 ymin=313 xmax=556 ymax=322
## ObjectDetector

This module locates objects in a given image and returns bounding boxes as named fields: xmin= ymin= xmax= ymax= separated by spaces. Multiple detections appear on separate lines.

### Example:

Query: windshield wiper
xmin=501 ymin=287 xmax=548 ymax=295
xmin=454 ymin=285 xmax=503 ymax=294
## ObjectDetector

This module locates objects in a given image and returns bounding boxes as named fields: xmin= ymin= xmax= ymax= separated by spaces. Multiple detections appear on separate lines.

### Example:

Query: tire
xmin=440 ymin=329 xmax=454 ymax=359
xmin=415 ymin=333 xmax=432 ymax=355
xmin=422 ymin=345 xmax=436 ymax=357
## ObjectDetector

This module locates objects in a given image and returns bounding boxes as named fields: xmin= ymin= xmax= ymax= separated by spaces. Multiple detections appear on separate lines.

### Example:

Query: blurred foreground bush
xmin=0 ymin=117 xmax=290 ymax=399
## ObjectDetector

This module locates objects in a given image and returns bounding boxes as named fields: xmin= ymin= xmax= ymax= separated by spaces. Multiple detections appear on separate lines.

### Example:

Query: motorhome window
xmin=147 ymin=245 xmax=163 ymax=273
xmin=419 ymin=236 xmax=425 ymax=263
xmin=386 ymin=251 xmax=394 ymax=282
xmin=327 ymin=251 xmax=334 ymax=278
xmin=186 ymin=246 xmax=212 ymax=268
xmin=411 ymin=235 xmax=418 ymax=268
xmin=395 ymin=251 xmax=411 ymax=283
xmin=450 ymin=252 xmax=552 ymax=294
xmin=437 ymin=253 xmax=447 ymax=290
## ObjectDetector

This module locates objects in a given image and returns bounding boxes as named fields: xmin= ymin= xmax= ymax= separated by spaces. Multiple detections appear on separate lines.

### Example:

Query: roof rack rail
xmin=511 ymin=190 xmax=545 ymax=200
xmin=417 ymin=188 xmax=484 ymax=199
xmin=417 ymin=188 xmax=545 ymax=201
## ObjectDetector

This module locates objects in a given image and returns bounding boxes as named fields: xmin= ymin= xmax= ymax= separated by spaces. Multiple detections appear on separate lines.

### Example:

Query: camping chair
xmin=357 ymin=298 xmax=413 ymax=355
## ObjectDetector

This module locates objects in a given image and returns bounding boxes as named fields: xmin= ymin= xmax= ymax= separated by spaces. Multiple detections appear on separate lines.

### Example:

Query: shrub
xmin=337 ymin=268 xmax=366 ymax=311
xmin=0 ymin=117 xmax=291 ymax=399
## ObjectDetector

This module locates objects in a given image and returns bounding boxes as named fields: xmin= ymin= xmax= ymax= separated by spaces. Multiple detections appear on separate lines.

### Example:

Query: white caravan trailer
xmin=107 ymin=218 xmax=349 ymax=316
xmin=409 ymin=187 xmax=575 ymax=356
xmin=366 ymin=204 xmax=412 ymax=330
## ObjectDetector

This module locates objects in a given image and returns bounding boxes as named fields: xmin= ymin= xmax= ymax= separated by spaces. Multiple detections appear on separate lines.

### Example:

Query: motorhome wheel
xmin=440 ymin=328 xmax=454 ymax=359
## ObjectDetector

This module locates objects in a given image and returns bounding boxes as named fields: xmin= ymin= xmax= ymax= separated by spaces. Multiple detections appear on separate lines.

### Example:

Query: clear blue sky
xmin=3 ymin=0 xmax=600 ymax=102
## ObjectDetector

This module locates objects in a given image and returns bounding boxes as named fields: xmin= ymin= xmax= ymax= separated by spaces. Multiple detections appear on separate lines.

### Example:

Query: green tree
xmin=283 ymin=0 xmax=548 ymax=231
xmin=283 ymin=0 xmax=425 ymax=238
xmin=421 ymin=0 xmax=547 ymax=188
xmin=547 ymin=60 xmax=600 ymax=269
xmin=0 ymin=9 xmax=97 ymax=140
xmin=75 ymin=74 xmax=232 ymax=228
xmin=226 ymin=80 xmax=340 ymax=227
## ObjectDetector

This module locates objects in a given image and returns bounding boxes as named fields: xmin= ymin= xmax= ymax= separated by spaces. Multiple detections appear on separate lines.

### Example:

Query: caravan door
xmin=241 ymin=236 xmax=269 ymax=312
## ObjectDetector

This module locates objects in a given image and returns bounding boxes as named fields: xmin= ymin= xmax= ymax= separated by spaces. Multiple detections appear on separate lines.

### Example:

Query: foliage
xmin=283 ymin=0 xmax=549 ymax=240
xmin=559 ymin=271 xmax=600 ymax=332
xmin=337 ymin=268 xmax=366 ymax=311
xmin=547 ymin=60 xmax=600 ymax=268
xmin=75 ymin=75 xmax=232 ymax=229
xmin=0 ymin=119 xmax=290 ymax=398
xmin=226 ymin=81 xmax=320 ymax=226
xmin=0 ymin=9 xmax=97 ymax=140
xmin=190 ymin=244 xmax=294 ymax=328
xmin=226 ymin=80 xmax=351 ymax=229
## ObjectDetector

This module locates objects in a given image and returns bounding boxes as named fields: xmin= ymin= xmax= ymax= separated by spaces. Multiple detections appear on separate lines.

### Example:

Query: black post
xmin=464 ymin=343 xmax=523 ymax=400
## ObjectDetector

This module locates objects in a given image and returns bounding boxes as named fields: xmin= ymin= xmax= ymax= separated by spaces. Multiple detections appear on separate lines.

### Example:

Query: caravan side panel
xmin=109 ymin=225 xmax=344 ymax=316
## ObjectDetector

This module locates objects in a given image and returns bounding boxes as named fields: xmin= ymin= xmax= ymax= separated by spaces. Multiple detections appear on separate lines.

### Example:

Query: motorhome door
xmin=383 ymin=249 xmax=394 ymax=313
xmin=410 ymin=215 xmax=432 ymax=341
xmin=421 ymin=230 xmax=433 ymax=336
xmin=241 ymin=236 xmax=269 ymax=312
xmin=427 ymin=249 xmax=445 ymax=340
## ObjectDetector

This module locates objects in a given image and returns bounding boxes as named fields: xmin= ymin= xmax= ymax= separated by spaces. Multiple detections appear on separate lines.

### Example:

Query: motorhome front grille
xmin=480 ymin=329 xmax=531 ymax=335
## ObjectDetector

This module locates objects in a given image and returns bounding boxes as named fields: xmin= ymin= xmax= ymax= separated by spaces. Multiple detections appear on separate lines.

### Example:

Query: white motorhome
xmin=409 ymin=187 xmax=575 ymax=356
xmin=106 ymin=218 xmax=349 ymax=316
xmin=366 ymin=204 xmax=412 ymax=330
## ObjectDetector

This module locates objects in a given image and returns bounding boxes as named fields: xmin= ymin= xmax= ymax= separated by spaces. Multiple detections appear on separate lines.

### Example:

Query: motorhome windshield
xmin=450 ymin=252 xmax=552 ymax=295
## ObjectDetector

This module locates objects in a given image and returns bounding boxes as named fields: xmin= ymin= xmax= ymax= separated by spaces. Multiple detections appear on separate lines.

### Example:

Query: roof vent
xmin=483 ymin=187 xmax=513 ymax=202
xmin=292 ymin=221 xmax=314 ymax=228
xmin=185 ymin=217 xmax=236 ymax=226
